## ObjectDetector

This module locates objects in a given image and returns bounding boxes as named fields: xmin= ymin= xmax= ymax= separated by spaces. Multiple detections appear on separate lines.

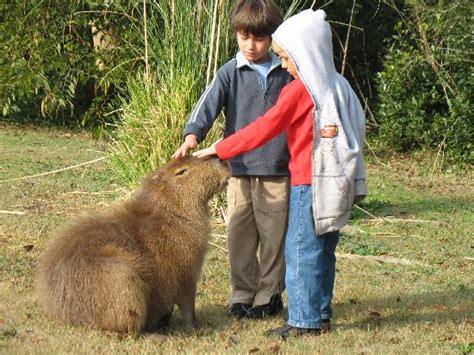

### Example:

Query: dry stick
xmin=212 ymin=233 xmax=227 ymax=240
xmin=212 ymin=0 xmax=224 ymax=77
xmin=143 ymin=0 xmax=150 ymax=82
xmin=353 ymin=204 xmax=379 ymax=220
xmin=206 ymin=0 xmax=219 ymax=85
xmin=336 ymin=252 xmax=428 ymax=267
xmin=0 ymin=210 xmax=27 ymax=215
xmin=0 ymin=157 xmax=106 ymax=184
xmin=61 ymin=188 xmax=124 ymax=196
xmin=341 ymin=0 xmax=357 ymax=76
xmin=429 ymin=137 xmax=447 ymax=183
xmin=364 ymin=218 xmax=443 ymax=225
xmin=208 ymin=241 xmax=228 ymax=253
xmin=353 ymin=204 xmax=441 ymax=225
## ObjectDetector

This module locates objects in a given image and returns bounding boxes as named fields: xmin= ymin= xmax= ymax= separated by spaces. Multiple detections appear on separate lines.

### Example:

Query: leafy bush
xmin=375 ymin=1 xmax=473 ymax=165
xmin=0 ymin=1 xmax=143 ymax=127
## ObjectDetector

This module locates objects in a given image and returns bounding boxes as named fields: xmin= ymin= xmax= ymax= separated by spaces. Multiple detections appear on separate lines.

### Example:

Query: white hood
xmin=273 ymin=9 xmax=367 ymax=234
xmin=273 ymin=9 xmax=336 ymax=109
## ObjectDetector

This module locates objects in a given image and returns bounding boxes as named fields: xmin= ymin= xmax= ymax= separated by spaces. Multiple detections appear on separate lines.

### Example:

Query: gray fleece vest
xmin=274 ymin=10 xmax=368 ymax=235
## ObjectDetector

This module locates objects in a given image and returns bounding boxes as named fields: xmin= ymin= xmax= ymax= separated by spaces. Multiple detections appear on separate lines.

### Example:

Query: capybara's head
xmin=139 ymin=156 xmax=229 ymax=209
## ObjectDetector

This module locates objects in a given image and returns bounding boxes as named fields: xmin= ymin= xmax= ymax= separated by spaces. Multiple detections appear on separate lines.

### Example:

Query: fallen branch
xmin=354 ymin=205 xmax=443 ymax=225
xmin=60 ymin=188 xmax=125 ymax=196
xmin=337 ymin=252 xmax=428 ymax=267
xmin=211 ymin=233 xmax=227 ymax=240
xmin=208 ymin=241 xmax=228 ymax=253
xmin=0 ymin=157 xmax=106 ymax=183
xmin=362 ymin=217 xmax=443 ymax=225
xmin=0 ymin=210 xmax=27 ymax=216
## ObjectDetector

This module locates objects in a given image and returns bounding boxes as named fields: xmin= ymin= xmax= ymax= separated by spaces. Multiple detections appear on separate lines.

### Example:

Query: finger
xmin=172 ymin=149 xmax=184 ymax=159
xmin=192 ymin=150 xmax=205 ymax=158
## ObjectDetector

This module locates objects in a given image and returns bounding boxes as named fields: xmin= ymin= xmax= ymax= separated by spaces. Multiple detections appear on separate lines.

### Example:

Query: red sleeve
xmin=216 ymin=80 xmax=311 ymax=160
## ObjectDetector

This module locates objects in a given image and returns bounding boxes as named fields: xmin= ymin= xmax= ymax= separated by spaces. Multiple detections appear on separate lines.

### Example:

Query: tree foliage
xmin=0 ymin=1 xmax=143 ymax=126
xmin=375 ymin=0 xmax=473 ymax=164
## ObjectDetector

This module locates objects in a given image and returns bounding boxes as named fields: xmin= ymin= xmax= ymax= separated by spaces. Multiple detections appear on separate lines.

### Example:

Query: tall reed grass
xmin=108 ymin=0 xmax=234 ymax=187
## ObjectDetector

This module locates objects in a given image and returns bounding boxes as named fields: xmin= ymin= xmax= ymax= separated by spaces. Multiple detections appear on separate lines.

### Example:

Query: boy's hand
xmin=193 ymin=146 xmax=217 ymax=159
xmin=172 ymin=134 xmax=198 ymax=159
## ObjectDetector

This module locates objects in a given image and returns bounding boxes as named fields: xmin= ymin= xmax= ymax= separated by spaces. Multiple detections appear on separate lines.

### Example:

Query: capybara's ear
xmin=151 ymin=171 xmax=162 ymax=182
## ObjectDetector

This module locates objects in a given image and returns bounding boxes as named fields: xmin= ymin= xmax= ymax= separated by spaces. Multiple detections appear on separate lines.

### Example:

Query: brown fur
xmin=36 ymin=156 xmax=229 ymax=334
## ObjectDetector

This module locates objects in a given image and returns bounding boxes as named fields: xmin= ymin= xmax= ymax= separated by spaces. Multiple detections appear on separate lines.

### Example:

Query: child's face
xmin=236 ymin=31 xmax=271 ymax=63
xmin=272 ymin=41 xmax=298 ymax=78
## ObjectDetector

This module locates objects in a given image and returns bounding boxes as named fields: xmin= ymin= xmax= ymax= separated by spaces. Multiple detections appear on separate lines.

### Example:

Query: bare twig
xmin=429 ymin=137 xmax=447 ymax=183
xmin=363 ymin=217 xmax=443 ymax=225
xmin=206 ymin=0 xmax=219 ymax=85
xmin=208 ymin=241 xmax=228 ymax=253
xmin=336 ymin=252 xmax=429 ymax=267
xmin=60 ymin=188 xmax=124 ymax=196
xmin=354 ymin=205 xmax=443 ymax=225
xmin=143 ymin=0 xmax=150 ymax=82
xmin=353 ymin=204 xmax=379 ymax=219
xmin=0 ymin=157 xmax=106 ymax=184
xmin=220 ymin=206 xmax=228 ymax=225
xmin=0 ymin=210 xmax=27 ymax=215
xmin=212 ymin=233 xmax=227 ymax=240
xmin=341 ymin=0 xmax=357 ymax=76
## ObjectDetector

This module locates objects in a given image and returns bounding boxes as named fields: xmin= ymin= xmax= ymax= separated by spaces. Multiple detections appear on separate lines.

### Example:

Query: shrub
xmin=0 ymin=1 xmax=143 ymax=127
xmin=375 ymin=1 xmax=473 ymax=165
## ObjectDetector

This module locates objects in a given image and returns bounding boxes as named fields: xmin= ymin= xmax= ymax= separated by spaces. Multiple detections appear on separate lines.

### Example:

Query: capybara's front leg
xmin=176 ymin=282 xmax=198 ymax=328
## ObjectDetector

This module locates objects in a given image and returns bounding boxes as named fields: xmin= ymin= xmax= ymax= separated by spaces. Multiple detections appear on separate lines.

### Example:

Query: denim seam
xmin=295 ymin=187 xmax=303 ymax=323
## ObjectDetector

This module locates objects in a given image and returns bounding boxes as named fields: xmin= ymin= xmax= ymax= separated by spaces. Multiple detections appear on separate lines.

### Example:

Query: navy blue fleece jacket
xmin=183 ymin=51 xmax=292 ymax=176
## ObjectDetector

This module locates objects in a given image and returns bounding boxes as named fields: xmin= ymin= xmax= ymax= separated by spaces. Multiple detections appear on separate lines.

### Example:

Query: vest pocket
xmin=314 ymin=175 xmax=353 ymax=219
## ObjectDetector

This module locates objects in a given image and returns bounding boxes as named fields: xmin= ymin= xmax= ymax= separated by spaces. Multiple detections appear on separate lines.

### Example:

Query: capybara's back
xmin=36 ymin=215 xmax=155 ymax=334
xmin=36 ymin=156 xmax=229 ymax=334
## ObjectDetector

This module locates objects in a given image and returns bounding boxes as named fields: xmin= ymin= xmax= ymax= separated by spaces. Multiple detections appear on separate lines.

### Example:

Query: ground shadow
xmin=332 ymin=287 xmax=473 ymax=331
xmin=351 ymin=197 xmax=473 ymax=221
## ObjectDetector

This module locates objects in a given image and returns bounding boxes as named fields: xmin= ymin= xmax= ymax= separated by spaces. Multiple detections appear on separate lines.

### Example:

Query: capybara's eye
xmin=174 ymin=168 xmax=188 ymax=176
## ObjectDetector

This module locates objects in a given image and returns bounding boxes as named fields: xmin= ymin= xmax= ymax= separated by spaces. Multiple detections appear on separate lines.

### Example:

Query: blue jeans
xmin=285 ymin=185 xmax=340 ymax=329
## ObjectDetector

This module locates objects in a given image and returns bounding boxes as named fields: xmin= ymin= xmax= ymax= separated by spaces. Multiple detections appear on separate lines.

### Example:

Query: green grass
xmin=0 ymin=126 xmax=472 ymax=353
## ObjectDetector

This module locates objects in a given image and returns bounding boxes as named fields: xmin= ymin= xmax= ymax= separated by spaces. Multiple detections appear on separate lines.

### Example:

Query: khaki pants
xmin=227 ymin=176 xmax=290 ymax=307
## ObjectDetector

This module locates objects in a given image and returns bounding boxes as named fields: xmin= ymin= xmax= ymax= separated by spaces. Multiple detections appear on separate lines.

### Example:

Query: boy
xmin=194 ymin=9 xmax=367 ymax=337
xmin=172 ymin=0 xmax=291 ymax=319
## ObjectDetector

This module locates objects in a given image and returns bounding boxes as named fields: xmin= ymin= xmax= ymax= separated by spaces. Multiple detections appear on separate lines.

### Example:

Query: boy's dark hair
xmin=231 ymin=0 xmax=283 ymax=37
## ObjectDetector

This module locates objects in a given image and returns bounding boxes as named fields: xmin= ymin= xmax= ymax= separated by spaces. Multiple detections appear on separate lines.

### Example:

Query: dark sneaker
xmin=228 ymin=303 xmax=251 ymax=318
xmin=246 ymin=294 xmax=283 ymax=319
xmin=322 ymin=319 xmax=331 ymax=332
xmin=266 ymin=323 xmax=321 ymax=338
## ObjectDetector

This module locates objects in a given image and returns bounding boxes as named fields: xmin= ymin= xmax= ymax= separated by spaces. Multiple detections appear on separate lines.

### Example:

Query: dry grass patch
xmin=1 ymin=127 xmax=472 ymax=353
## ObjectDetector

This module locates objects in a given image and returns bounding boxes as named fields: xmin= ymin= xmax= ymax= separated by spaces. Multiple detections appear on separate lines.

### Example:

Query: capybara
xmin=36 ymin=156 xmax=229 ymax=334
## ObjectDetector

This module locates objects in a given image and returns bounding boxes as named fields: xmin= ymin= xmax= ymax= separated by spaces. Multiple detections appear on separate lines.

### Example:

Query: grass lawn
xmin=0 ymin=125 xmax=472 ymax=353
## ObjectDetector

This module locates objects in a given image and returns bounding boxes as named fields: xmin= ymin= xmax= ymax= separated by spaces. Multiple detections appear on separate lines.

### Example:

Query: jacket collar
xmin=235 ymin=51 xmax=282 ymax=72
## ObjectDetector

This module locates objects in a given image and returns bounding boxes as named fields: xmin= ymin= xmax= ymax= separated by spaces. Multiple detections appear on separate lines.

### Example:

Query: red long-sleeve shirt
xmin=216 ymin=79 xmax=314 ymax=185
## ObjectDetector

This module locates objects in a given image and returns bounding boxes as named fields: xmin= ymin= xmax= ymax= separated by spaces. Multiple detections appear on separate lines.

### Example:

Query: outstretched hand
xmin=172 ymin=134 xmax=198 ymax=159
xmin=193 ymin=146 xmax=217 ymax=159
